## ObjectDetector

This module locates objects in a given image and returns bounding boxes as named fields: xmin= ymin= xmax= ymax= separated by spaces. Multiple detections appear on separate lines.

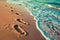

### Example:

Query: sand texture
xmin=0 ymin=1 xmax=46 ymax=40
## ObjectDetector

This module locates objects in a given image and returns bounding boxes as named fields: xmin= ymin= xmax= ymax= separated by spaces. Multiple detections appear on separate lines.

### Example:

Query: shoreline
xmin=0 ymin=1 xmax=46 ymax=40
xmin=23 ymin=5 xmax=50 ymax=40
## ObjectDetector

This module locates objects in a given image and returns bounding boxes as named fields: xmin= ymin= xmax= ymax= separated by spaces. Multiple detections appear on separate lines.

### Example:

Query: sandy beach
xmin=0 ymin=1 xmax=46 ymax=40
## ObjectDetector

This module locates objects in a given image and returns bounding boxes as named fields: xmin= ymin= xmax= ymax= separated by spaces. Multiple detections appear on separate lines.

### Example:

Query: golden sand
xmin=0 ymin=1 xmax=46 ymax=40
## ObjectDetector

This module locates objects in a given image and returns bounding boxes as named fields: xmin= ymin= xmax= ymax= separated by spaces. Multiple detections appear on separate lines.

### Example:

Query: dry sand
xmin=0 ymin=1 xmax=46 ymax=40
xmin=0 ymin=0 xmax=6 ymax=2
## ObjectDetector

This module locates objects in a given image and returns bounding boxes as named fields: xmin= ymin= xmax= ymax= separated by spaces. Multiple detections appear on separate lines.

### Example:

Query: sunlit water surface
xmin=7 ymin=0 xmax=60 ymax=40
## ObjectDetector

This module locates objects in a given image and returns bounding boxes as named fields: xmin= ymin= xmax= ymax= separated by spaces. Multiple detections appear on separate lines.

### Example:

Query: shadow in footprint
xmin=14 ymin=25 xmax=20 ymax=32
xmin=14 ymin=25 xmax=28 ymax=36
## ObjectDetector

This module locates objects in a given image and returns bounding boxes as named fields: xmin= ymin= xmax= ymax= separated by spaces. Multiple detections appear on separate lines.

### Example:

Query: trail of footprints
xmin=10 ymin=7 xmax=28 ymax=37
xmin=3 ymin=4 xmax=29 ymax=37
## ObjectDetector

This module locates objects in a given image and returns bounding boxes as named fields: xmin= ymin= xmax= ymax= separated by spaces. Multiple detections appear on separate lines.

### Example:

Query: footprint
xmin=16 ymin=19 xmax=29 ymax=25
xmin=14 ymin=24 xmax=27 ymax=36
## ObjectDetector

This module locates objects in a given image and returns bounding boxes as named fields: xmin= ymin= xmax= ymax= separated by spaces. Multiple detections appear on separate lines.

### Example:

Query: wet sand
xmin=0 ymin=1 xmax=46 ymax=40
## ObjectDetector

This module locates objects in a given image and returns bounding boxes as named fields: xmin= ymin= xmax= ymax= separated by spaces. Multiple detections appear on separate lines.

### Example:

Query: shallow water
xmin=7 ymin=0 xmax=60 ymax=40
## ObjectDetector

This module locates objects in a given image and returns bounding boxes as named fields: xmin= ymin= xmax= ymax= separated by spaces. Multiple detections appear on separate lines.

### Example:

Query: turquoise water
xmin=7 ymin=0 xmax=60 ymax=40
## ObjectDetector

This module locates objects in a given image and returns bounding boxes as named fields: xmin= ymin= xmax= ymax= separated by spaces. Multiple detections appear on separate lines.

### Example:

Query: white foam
xmin=23 ymin=5 xmax=51 ymax=40
xmin=6 ymin=1 xmax=51 ymax=39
